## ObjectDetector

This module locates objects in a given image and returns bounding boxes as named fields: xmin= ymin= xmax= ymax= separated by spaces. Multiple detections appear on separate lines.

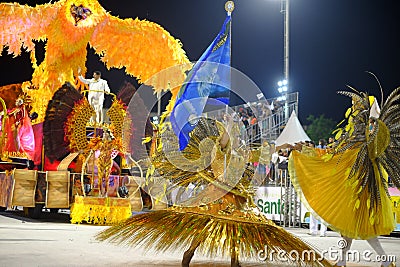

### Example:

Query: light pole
xmin=280 ymin=0 xmax=289 ymax=121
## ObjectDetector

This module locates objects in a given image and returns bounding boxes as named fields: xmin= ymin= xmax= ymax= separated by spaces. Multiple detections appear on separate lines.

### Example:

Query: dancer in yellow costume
xmin=289 ymin=87 xmax=400 ymax=267
xmin=97 ymin=116 xmax=332 ymax=266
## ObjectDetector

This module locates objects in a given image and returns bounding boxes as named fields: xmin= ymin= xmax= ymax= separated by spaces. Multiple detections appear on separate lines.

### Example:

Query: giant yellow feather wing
xmin=90 ymin=15 xmax=191 ymax=94
xmin=0 ymin=2 xmax=61 ymax=56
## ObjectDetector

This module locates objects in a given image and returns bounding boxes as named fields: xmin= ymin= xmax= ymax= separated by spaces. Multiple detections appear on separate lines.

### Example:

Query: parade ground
xmin=0 ymin=209 xmax=398 ymax=267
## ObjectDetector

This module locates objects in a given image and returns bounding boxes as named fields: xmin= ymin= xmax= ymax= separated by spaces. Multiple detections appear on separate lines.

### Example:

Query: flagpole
xmin=224 ymin=1 xmax=234 ymax=183
xmin=225 ymin=1 xmax=234 ymax=117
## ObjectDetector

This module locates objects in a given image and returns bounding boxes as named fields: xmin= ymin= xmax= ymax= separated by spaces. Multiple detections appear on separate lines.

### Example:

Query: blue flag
xmin=170 ymin=15 xmax=231 ymax=150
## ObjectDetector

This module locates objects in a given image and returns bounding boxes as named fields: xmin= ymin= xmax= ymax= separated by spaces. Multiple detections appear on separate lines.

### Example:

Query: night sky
xmin=1 ymin=0 xmax=400 ymax=123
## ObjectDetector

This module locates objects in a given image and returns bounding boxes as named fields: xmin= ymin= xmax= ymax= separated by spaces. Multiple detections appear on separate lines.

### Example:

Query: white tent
xmin=274 ymin=111 xmax=311 ymax=146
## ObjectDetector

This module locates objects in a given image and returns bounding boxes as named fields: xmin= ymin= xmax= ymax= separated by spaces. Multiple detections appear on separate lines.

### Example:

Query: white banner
xmin=254 ymin=186 xmax=308 ymax=222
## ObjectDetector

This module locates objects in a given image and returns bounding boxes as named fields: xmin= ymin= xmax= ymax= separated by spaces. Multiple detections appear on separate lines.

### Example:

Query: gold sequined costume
xmin=97 ymin=118 xmax=332 ymax=266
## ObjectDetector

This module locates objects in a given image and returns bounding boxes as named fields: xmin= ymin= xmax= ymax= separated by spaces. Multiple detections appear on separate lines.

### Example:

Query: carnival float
xmin=0 ymin=0 xmax=190 ymax=223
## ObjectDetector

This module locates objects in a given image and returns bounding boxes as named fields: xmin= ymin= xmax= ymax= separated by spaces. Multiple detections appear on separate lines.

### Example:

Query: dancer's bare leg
xmin=182 ymin=239 xmax=201 ymax=267
xmin=230 ymin=244 xmax=241 ymax=267
xmin=366 ymin=237 xmax=394 ymax=267
xmin=336 ymin=236 xmax=353 ymax=266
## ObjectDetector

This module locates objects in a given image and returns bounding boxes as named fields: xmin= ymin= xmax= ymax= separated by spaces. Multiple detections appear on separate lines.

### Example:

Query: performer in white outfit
xmin=78 ymin=68 xmax=110 ymax=124
xmin=309 ymin=213 xmax=328 ymax=236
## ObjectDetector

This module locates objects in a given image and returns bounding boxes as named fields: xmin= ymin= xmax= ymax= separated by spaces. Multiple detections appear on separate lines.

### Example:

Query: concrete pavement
xmin=0 ymin=210 xmax=398 ymax=267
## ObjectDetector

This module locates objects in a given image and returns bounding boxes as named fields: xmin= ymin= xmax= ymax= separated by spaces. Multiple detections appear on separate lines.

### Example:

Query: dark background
xmin=1 ymin=0 xmax=400 ymax=123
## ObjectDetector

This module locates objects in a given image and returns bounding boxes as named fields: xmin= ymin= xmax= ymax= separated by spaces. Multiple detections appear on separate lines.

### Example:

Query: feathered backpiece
xmin=148 ymin=117 xmax=254 ymax=205
xmin=331 ymin=86 xmax=400 ymax=213
xmin=376 ymin=86 xmax=400 ymax=189
xmin=43 ymin=82 xmax=83 ymax=161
